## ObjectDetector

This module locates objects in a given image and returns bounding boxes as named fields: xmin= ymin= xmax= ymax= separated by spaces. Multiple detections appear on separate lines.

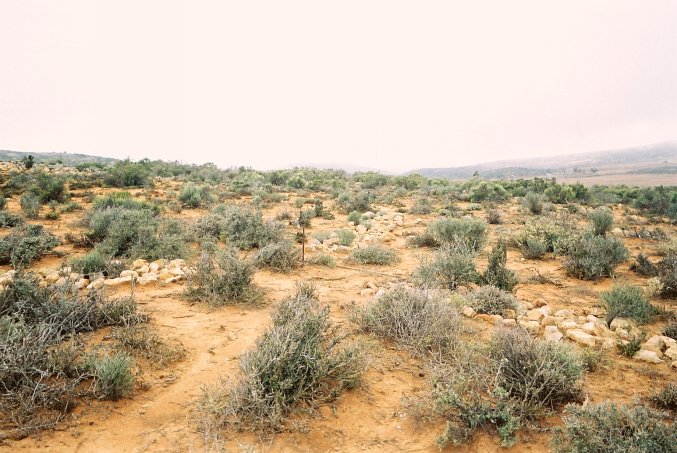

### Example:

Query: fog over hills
xmin=409 ymin=142 xmax=677 ymax=180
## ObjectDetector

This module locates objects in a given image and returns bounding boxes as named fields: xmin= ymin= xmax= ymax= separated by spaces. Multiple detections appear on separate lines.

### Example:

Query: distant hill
xmin=410 ymin=142 xmax=677 ymax=181
xmin=0 ymin=150 xmax=118 ymax=166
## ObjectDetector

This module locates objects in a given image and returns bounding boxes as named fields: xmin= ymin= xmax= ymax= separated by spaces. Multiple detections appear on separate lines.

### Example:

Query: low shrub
xmin=0 ymin=211 xmax=24 ymax=229
xmin=600 ymin=284 xmax=657 ymax=325
xmin=413 ymin=217 xmax=487 ymax=252
xmin=467 ymin=285 xmax=518 ymax=316
xmin=434 ymin=328 xmax=583 ymax=447
xmin=254 ymin=240 xmax=301 ymax=272
xmin=178 ymin=184 xmax=215 ymax=208
xmin=486 ymin=208 xmax=502 ymax=225
xmin=337 ymin=229 xmax=356 ymax=246
xmin=85 ymin=207 xmax=185 ymax=260
xmin=357 ymin=285 xmax=461 ymax=356
xmin=347 ymin=211 xmax=362 ymax=224
xmin=650 ymin=383 xmax=677 ymax=412
xmin=0 ymin=225 xmax=60 ymax=269
xmin=337 ymin=190 xmax=372 ymax=213
xmin=112 ymin=325 xmax=184 ymax=367
xmin=482 ymin=240 xmax=518 ymax=292
xmin=20 ymin=193 xmax=40 ymax=219
xmin=657 ymin=253 xmax=677 ymax=297
xmin=521 ymin=237 xmax=548 ymax=259
xmin=94 ymin=353 xmax=134 ymax=401
xmin=70 ymin=250 xmax=123 ymax=277
xmin=184 ymin=250 xmax=262 ymax=306
xmin=410 ymin=197 xmax=432 ymax=215
xmin=662 ymin=322 xmax=677 ymax=340
xmin=194 ymin=204 xmax=283 ymax=250
xmin=563 ymin=233 xmax=628 ymax=280
xmin=413 ymin=244 xmax=478 ymax=290
xmin=553 ymin=403 xmax=676 ymax=452
xmin=350 ymin=245 xmax=398 ymax=265
xmin=0 ymin=272 xmax=146 ymax=435
xmin=200 ymin=290 xmax=364 ymax=431
xmin=630 ymin=253 xmax=659 ymax=277
xmin=589 ymin=207 xmax=614 ymax=236
xmin=523 ymin=192 xmax=543 ymax=215
xmin=308 ymin=253 xmax=336 ymax=268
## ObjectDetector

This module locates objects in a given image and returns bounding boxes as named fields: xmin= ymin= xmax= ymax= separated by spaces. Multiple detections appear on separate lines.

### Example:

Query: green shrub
xmin=92 ymin=191 xmax=161 ymax=215
xmin=0 ymin=272 xmax=147 ymax=432
xmin=521 ymin=237 xmax=548 ymax=259
xmin=103 ymin=160 xmax=149 ymax=187
xmin=663 ymin=322 xmax=677 ymax=340
xmin=486 ymin=208 xmax=501 ymax=225
xmin=70 ymin=249 xmax=122 ymax=276
xmin=254 ymin=240 xmax=301 ymax=272
xmin=0 ymin=196 xmax=6 ymax=210
xmin=563 ymin=234 xmax=628 ymax=280
xmin=523 ymin=192 xmax=544 ymax=215
xmin=184 ymin=250 xmax=262 ymax=306
xmin=20 ymin=192 xmax=40 ymax=219
xmin=489 ymin=328 xmax=583 ymax=417
xmin=467 ymin=285 xmax=518 ymax=316
xmin=413 ymin=244 xmax=478 ymax=290
xmin=589 ymin=207 xmax=614 ymax=236
xmin=195 ymin=205 xmax=283 ymax=250
xmin=482 ymin=239 xmax=518 ymax=292
xmin=0 ymin=211 xmax=24 ymax=229
xmin=630 ymin=253 xmax=658 ymax=276
xmin=357 ymin=285 xmax=461 ymax=357
xmin=337 ymin=190 xmax=372 ymax=213
xmin=201 ymin=290 xmax=364 ymax=431
xmin=600 ymin=284 xmax=657 ymax=325
xmin=434 ymin=328 xmax=583 ymax=447
xmin=657 ymin=253 xmax=677 ymax=297
xmin=651 ymin=383 xmax=677 ymax=412
xmin=86 ymin=207 xmax=185 ymax=260
xmin=415 ymin=217 xmax=488 ymax=252
xmin=347 ymin=211 xmax=362 ymax=224
xmin=337 ymin=229 xmax=356 ymax=246
xmin=35 ymin=172 xmax=69 ymax=203
xmin=410 ymin=197 xmax=432 ymax=214
xmin=94 ymin=353 xmax=134 ymax=401
xmin=553 ymin=403 xmax=676 ymax=452
xmin=619 ymin=334 xmax=644 ymax=357
xmin=350 ymin=245 xmax=398 ymax=265
xmin=178 ymin=184 xmax=214 ymax=208
xmin=512 ymin=218 xmax=578 ymax=256
xmin=309 ymin=253 xmax=336 ymax=268
xmin=0 ymin=225 xmax=60 ymax=269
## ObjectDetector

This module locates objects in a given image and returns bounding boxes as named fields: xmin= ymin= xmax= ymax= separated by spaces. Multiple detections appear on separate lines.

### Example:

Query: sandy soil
xmin=3 ymin=187 xmax=676 ymax=453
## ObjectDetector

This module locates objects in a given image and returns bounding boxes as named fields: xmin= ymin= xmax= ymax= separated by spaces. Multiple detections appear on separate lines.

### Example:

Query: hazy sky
xmin=1 ymin=1 xmax=676 ymax=173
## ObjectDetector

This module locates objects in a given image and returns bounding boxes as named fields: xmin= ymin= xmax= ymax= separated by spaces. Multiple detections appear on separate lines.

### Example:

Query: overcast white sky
xmin=1 ymin=1 xmax=675 ymax=173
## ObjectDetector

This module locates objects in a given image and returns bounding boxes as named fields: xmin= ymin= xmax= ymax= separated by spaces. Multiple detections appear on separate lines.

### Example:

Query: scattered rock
xmin=633 ymin=350 xmax=663 ymax=364
xmin=565 ymin=329 xmax=597 ymax=348
xmin=461 ymin=306 xmax=476 ymax=318
xmin=544 ymin=326 xmax=563 ymax=342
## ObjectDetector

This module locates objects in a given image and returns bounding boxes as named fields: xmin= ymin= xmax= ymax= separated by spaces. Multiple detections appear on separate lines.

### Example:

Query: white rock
xmin=526 ymin=309 xmax=545 ymax=322
xmin=557 ymin=319 xmax=578 ymax=331
xmin=544 ymin=326 xmax=563 ymax=342
xmin=360 ymin=288 xmax=375 ymax=297
xmin=120 ymin=270 xmax=139 ymax=279
xmin=87 ymin=278 xmax=105 ymax=290
xmin=580 ymin=322 xmax=596 ymax=335
xmin=663 ymin=345 xmax=677 ymax=361
xmin=610 ymin=318 xmax=635 ymax=332
xmin=132 ymin=259 xmax=148 ymax=270
xmin=462 ymin=306 xmax=476 ymax=318
xmin=633 ymin=350 xmax=663 ymax=364
xmin=565 ymin=329 xmax=597 ymax=348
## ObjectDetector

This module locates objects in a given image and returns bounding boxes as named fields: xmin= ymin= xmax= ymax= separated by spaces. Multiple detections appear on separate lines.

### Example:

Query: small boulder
xmin=565 ymin=329 xmax=597 ymax=348
xmin=544 ymin=326 xmax=563 ymax=342
xmin=633 ymin=350 xmax=663 ymax=364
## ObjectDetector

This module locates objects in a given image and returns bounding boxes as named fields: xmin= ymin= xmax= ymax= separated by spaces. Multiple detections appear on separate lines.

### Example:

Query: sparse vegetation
xmin=467 ymin=285 xmax=518 ymax=316
xmin=553 ymin=403 xmax=676 ymax=452
xmin=357 ymin=285 xmax=461 ymax=356
xmin=414 ymin=244 xmax=479 ymax=290
xmin=199 ymin=288 xmax=364 ymax=431
xmin=600 ymin=283 xmax=657 ymax=325
xmin=184 ymin=249 xmax=262 ymax=306
xmin=563 ymin=234 xmax=628 ymax=280
xmin=350 ymin=245 xmax=398 ymax=265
